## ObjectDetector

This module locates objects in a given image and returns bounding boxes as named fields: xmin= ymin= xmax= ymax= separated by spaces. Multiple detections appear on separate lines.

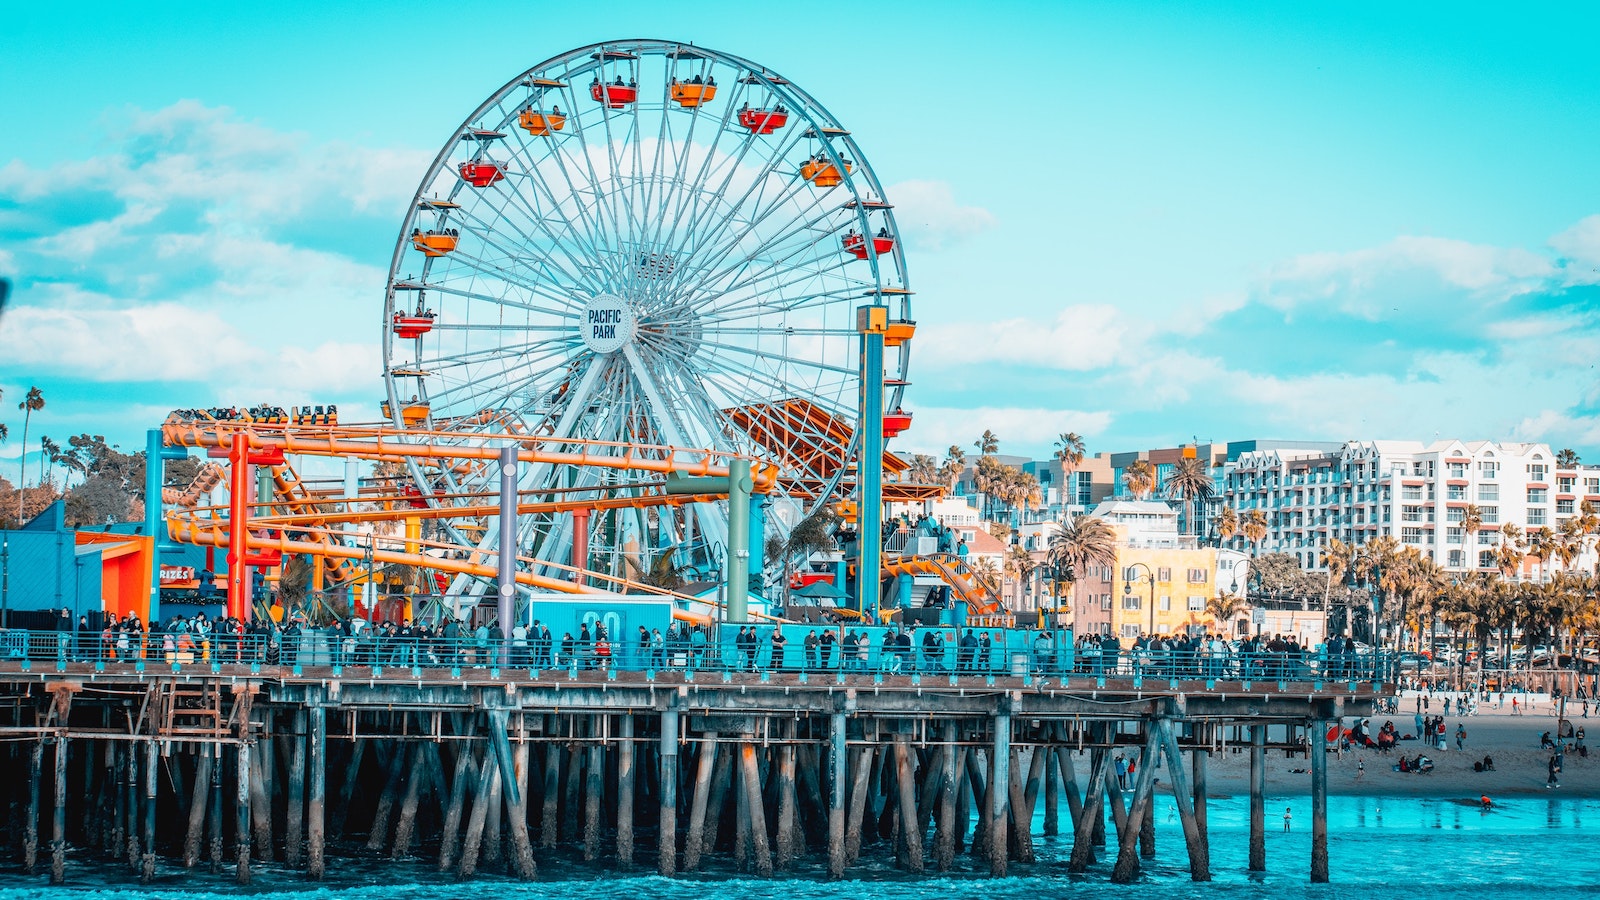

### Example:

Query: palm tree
xmin=1122 ymin=459 xmax=1155 ymax=500
xmin=1053 ymin=432 xmax=1086 ymax=508
xmin=1005 ymin=544 xmax=1039 ymax=608
xmin=974 ymin=430 xmax=1000 ymax=457
xmin=1048 ymin=515 xmax=1118 ymax=621
xmin=1241 ymin=508 xmax=1269 ymax=552
xmin=905 ymin=453 xmax=939 ymax=486
xmin=1557 ymin=448 xmax=1582 ymax=468
xmin=1461 ymin=503 xmax=1483 ymax=570
xmin=1217 ymin=506 xmax=1239 ymax=545
xmin=1164 ymin=455 xmax=1215 ymax=537
xmin=1496 ymin=523 xmax=1526 ymax=581
xmin=16 ymin=386 xmax=43 ymax=523
xmin=39 ymin=435 xmax=59 ymax=487
xmin=939 ymin=445 xmax=966 ymax=494
xmin=1527 ymin=526 xmax=1557 ymax=583
xmin=1322 ymin=537 xmax=1356 ymax=622
xmin=1205 ymin=591 xmax=1248 ymax=634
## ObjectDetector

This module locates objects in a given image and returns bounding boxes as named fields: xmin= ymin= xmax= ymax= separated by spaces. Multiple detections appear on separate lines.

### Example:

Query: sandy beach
xmin=1187 ymin=691 xmax=1599 ymax=800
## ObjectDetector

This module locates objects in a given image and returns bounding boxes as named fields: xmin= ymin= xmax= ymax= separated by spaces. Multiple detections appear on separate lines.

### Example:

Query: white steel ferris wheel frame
xmin=381 ymin=39 xmax=910 ymax=612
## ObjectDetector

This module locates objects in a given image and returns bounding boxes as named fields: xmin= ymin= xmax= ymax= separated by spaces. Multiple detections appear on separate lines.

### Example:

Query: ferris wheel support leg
xmin=857 ymin=305 xmax=889 ymax=622
xmin=497 ymin=446 xmax=518 ymax=645
xmin=571 ymin=509 xmax=591 ymax=587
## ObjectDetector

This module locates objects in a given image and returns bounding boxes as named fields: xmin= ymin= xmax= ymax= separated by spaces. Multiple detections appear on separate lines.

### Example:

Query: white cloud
xmin=894 ymin=405 xmax=1115 ymax=457
xmin=885 ymin=180 xmax=997 ymax=250
xmin=1551 ymin=214 xmax=1600 ymax=284
xmin=0 ymin=301 xmax=255 ymax=381
xmin=917 ymin=304 xmax=1129 ymax=371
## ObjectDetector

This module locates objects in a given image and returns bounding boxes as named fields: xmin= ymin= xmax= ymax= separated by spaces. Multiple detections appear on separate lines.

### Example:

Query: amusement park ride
xmin=146 ymin=40 xmax=1001 ymax=633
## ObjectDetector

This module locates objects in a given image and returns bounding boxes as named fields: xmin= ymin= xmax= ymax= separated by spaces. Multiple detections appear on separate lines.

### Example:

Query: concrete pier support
xmin=1311 ymin=720 xmax=1329 ymax=883
xmin=739 ymin=740 xmax=773 ymax=877
xmin=828 ymin=713 xmax=847 ymax=878
xmin=1156 ymin=719 xmax=1211 ymax=881
xmin=776 ymin=727 xmax=800 ymax=869
xmin=658 ymin=706 xmax=680 ymax=876
xmin=308 ymin=702 xmax=327 ymax=880
xmin=1249 ymin=724 xmax=1266 ymax=872
xmin=236 ymin=743 xmax=252 ymax=885
xmin=184 ymin=745 xmax=212 ymax=868
xmin=25 ymin=740 xmax=41 ymax=874
xmin=1069 ymin=741 xmax=1108 ymax=872
xmin=1111 ymin=728 xmax=1159 ymax=884
xmin=893 ymin=736 xmax=923 ymax=872
xmin=845 ymin=741 xmax=874 ymax=865
xmin=52 ymin=736 xmax=68 ymax=884
xmin=934 ymin=722 xmax=957 ymax=871
xmin=616 ymin=714 xmax=636 ymax=866
xmin=989 ymin=712 xmax=1010 ymax=877
xmin=286 ymin=709 xmax=306 ymax=867
xmin=141 ymin=740 xmax=157 ymax=883
xmin=684 ymin=731 xmax=718 ymax=870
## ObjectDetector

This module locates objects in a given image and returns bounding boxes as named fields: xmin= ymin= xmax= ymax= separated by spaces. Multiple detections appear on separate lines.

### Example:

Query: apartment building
xmin=1067 ymin=500 xmax=1227 ymax=638
xmin=1223 ymin=439 xmax=1600 ymax=576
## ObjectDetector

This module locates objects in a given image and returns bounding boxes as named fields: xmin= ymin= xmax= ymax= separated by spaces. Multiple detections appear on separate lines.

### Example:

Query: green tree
xmin=1122 ymin=459 xmax=1155 ymax=500
xmin=1164 ymin=454 xmax=1215 ymax=537
xmin=15 ymin=386 xmax=43 ymax=523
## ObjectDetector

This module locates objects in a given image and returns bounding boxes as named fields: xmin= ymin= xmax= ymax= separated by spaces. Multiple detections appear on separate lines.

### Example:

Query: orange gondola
xmin=518 ymin=107 xmax=567 ymax=135
xmin=670 ymin=80 xmax=717 ymax=107
xmin=801 ymin=155 xmax=851 ymax=188
xmin=410 ymin=230 xmax=458 ymax=257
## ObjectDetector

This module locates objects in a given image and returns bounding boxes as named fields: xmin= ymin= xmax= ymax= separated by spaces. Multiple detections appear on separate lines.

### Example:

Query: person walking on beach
xmin=1547 ymin=754 xmax=1561 ymax=789
xmin=1457 ymin=724 xmax=1467 ymax=751
xmin=1283 ymin=806 xmax=1292 ymax=831
xmin=1357 ymin=759 xmax=1365 ymax=779
xmin=1512 ymin=696 xmax=1521 ymax=715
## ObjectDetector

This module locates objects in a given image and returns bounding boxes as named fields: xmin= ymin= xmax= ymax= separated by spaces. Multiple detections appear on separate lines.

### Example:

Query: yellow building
xmin=1107 ymin=543 xmax=1219 ymax=639
xmin=1068 ymin=500 xmax=1223 ymax=639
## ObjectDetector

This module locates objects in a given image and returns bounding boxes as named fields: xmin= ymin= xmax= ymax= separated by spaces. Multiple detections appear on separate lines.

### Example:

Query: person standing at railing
xmin=820 ymin=627 xmax=838 ymax=670
xmin=689 ymin=624 xmax=706 ymax=670
xmin=511 ymin=621 xmax=528 ymax=668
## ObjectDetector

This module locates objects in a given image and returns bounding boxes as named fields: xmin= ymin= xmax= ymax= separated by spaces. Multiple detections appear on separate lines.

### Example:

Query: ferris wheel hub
xmin=581 ymin=293 xmax=637 ymax=354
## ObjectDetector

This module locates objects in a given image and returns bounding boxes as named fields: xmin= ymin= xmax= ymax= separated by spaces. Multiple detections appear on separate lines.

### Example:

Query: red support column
xmin=227 ymin=435 xmax=251 ymax=622
xmin=571 ymin=508 xmax=591 ymax=585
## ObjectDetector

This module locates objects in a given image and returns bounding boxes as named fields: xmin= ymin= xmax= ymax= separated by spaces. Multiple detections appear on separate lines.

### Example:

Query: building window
xmin=1402 ymin=527 xmax=1424 ymax=545
xmin=1528 ymin=488 xmax=1548 ymax=504
xmin=1187 ymin=567 xmax=1208 ymax=583
xmin=1558 ymin=499 xmax=1575 ymax=515
xmin=1446 ymin=507 xmax=1465 ymax=523
xmin=1529 ymin=508 xmax=1547 ymax=525
xmin=1559 ymin=476 xmax=1575 ymax=493
xmin=1159 ymin=595 xmax=1171 ymax=611
xmin=1121 ymin=624 xmax=1141 ymax=639
xmin=1157 ymin=567 xmax=1172 ymax=582
xmin=1403 ymin=486 xmax=1423 ymax=500
xmin=1587 ymin=477 xmax=1600 ymax=495
xmin=1448 ymin=550 xmax=1464 ymax=567
xmin=1479 ymin=532 xmax=1497 ymax=545
xmin=1446 ymin=527 xmax=1463 ymax=544
xmin=1529 ymin=464 xmax=1547 ymax=481
xmin=1448 ymin=485 xmax=1466 ymax=501
xmin=1480 ymin=506 xmax=1499 ymax=524
xmin=1187 ymin=596 xmax=1206 ymax=611
xmin=1478 ymin=484 xmax=1499 ymax=501
xmin=1100 ymin=595 xmax=1113 ymax=610
xmin=1123 ymin=595 xmax=1142 ymax=610
xmin=1448 ymin=462 xmax=1467 ymax=479
xmin=1402 ymin=505 xmax=1423 ymax=522
xmin=1479 ymin=550 xmax=1496 ymax=568
xmin=1479 ymin=461 xmax=1499 ymax=478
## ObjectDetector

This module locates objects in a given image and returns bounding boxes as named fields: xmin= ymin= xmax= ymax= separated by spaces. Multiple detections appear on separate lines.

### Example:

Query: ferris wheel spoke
xmin=651 ymin=80 xmax=754 ymax=254
xmin=429 ymin=237 xmax=588 ymax=314
xmin=451 ymin=203 xmax=599 ymax=301
xmin=686 ymin=219 xmax=858 ymax=313
xmin=667 ymin=164 xmax=832 ymax=302
xmin=418 ymin=339 xmax=577 ymax=388
xmin=675 ymin=178 xmax=844 ymax=301
xmin=696 ymin=270 xmax=866 ymax=326
xmin=499 ymin=109 xmax=613 ymax=263
xmin=479 ymin=176 xmax=615 ymax=294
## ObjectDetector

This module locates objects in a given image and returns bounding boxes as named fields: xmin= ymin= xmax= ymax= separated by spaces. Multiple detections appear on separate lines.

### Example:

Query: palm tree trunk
xmin=16 ymin=410 xmax=31 ymax=522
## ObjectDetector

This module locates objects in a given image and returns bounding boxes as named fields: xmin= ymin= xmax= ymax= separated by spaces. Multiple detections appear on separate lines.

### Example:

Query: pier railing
xmin=0 ymin=627 xmax=1395 ymax=684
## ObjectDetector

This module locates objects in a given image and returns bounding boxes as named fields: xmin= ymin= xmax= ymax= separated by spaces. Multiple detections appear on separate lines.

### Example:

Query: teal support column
xmin=665 ymin=463 xmax=754 ymax=624
xmin=726 ymin=462 xmax=753 ymax=623
xmin=143 ymin=428 xmax=189 ymax=626
xmin=747 ymin=493 xmax=767 ymax=596
xmin=856 ymin=305 xmax=888 ymax=620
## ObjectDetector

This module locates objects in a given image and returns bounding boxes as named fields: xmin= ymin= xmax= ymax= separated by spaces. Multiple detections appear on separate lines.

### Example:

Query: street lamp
xmin=1124 ymin=561 xmax=1157 ymax=638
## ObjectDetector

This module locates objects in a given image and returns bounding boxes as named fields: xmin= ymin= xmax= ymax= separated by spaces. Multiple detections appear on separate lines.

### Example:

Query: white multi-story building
xmin=1223 ymin=440 xmax=1600 ymax=577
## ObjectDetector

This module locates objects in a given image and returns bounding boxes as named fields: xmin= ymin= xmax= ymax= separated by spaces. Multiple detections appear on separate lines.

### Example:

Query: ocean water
xmin=3 ymin=795 xmax=1596 ymax=900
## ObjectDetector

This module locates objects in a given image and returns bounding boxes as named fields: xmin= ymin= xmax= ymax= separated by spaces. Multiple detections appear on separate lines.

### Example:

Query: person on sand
xmin=1457 ymin=724 xmax=1467 ymax=751
xmin=1357 ymin=759 xmax=1365 ymax=779
xmin=1547 ymin=754 xmax=1561 ymax=789
xmin=1513 ymin=696 xmax=1521 ymax=716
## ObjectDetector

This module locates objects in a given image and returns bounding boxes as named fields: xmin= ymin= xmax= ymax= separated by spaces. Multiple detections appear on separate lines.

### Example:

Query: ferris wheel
xmin=382 ymin=39 xmax=911 ymax=604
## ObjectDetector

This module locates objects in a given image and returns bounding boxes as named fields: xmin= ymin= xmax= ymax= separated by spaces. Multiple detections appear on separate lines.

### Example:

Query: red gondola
xmin=883 ymin=409 xmax=913 ymax=438
xmin=842 ymin=231 xmax=895 ymax=260
xmin=591 ymin=80 xmax=638 ymax=108
xmin=738 ymin=107 xmax=788 ymax=134
xmin=392 ymin=311 xmax=435 ymax=340
xmin=458 ymin=160 xmax=505 ymax=188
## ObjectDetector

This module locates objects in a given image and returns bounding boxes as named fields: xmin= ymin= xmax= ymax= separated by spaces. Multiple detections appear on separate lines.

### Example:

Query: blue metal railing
xmin=0 ymin=627 xmax=1396 ymax=683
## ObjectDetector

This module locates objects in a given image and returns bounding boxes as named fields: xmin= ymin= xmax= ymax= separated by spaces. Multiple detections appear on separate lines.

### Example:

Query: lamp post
xmin=1124 ymin=561 xmax=1156 ymax=638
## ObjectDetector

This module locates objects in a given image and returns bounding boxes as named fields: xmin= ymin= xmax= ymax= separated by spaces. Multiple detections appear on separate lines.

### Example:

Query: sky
xmin=2 ymin=1 xmax=1599 ymax=476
